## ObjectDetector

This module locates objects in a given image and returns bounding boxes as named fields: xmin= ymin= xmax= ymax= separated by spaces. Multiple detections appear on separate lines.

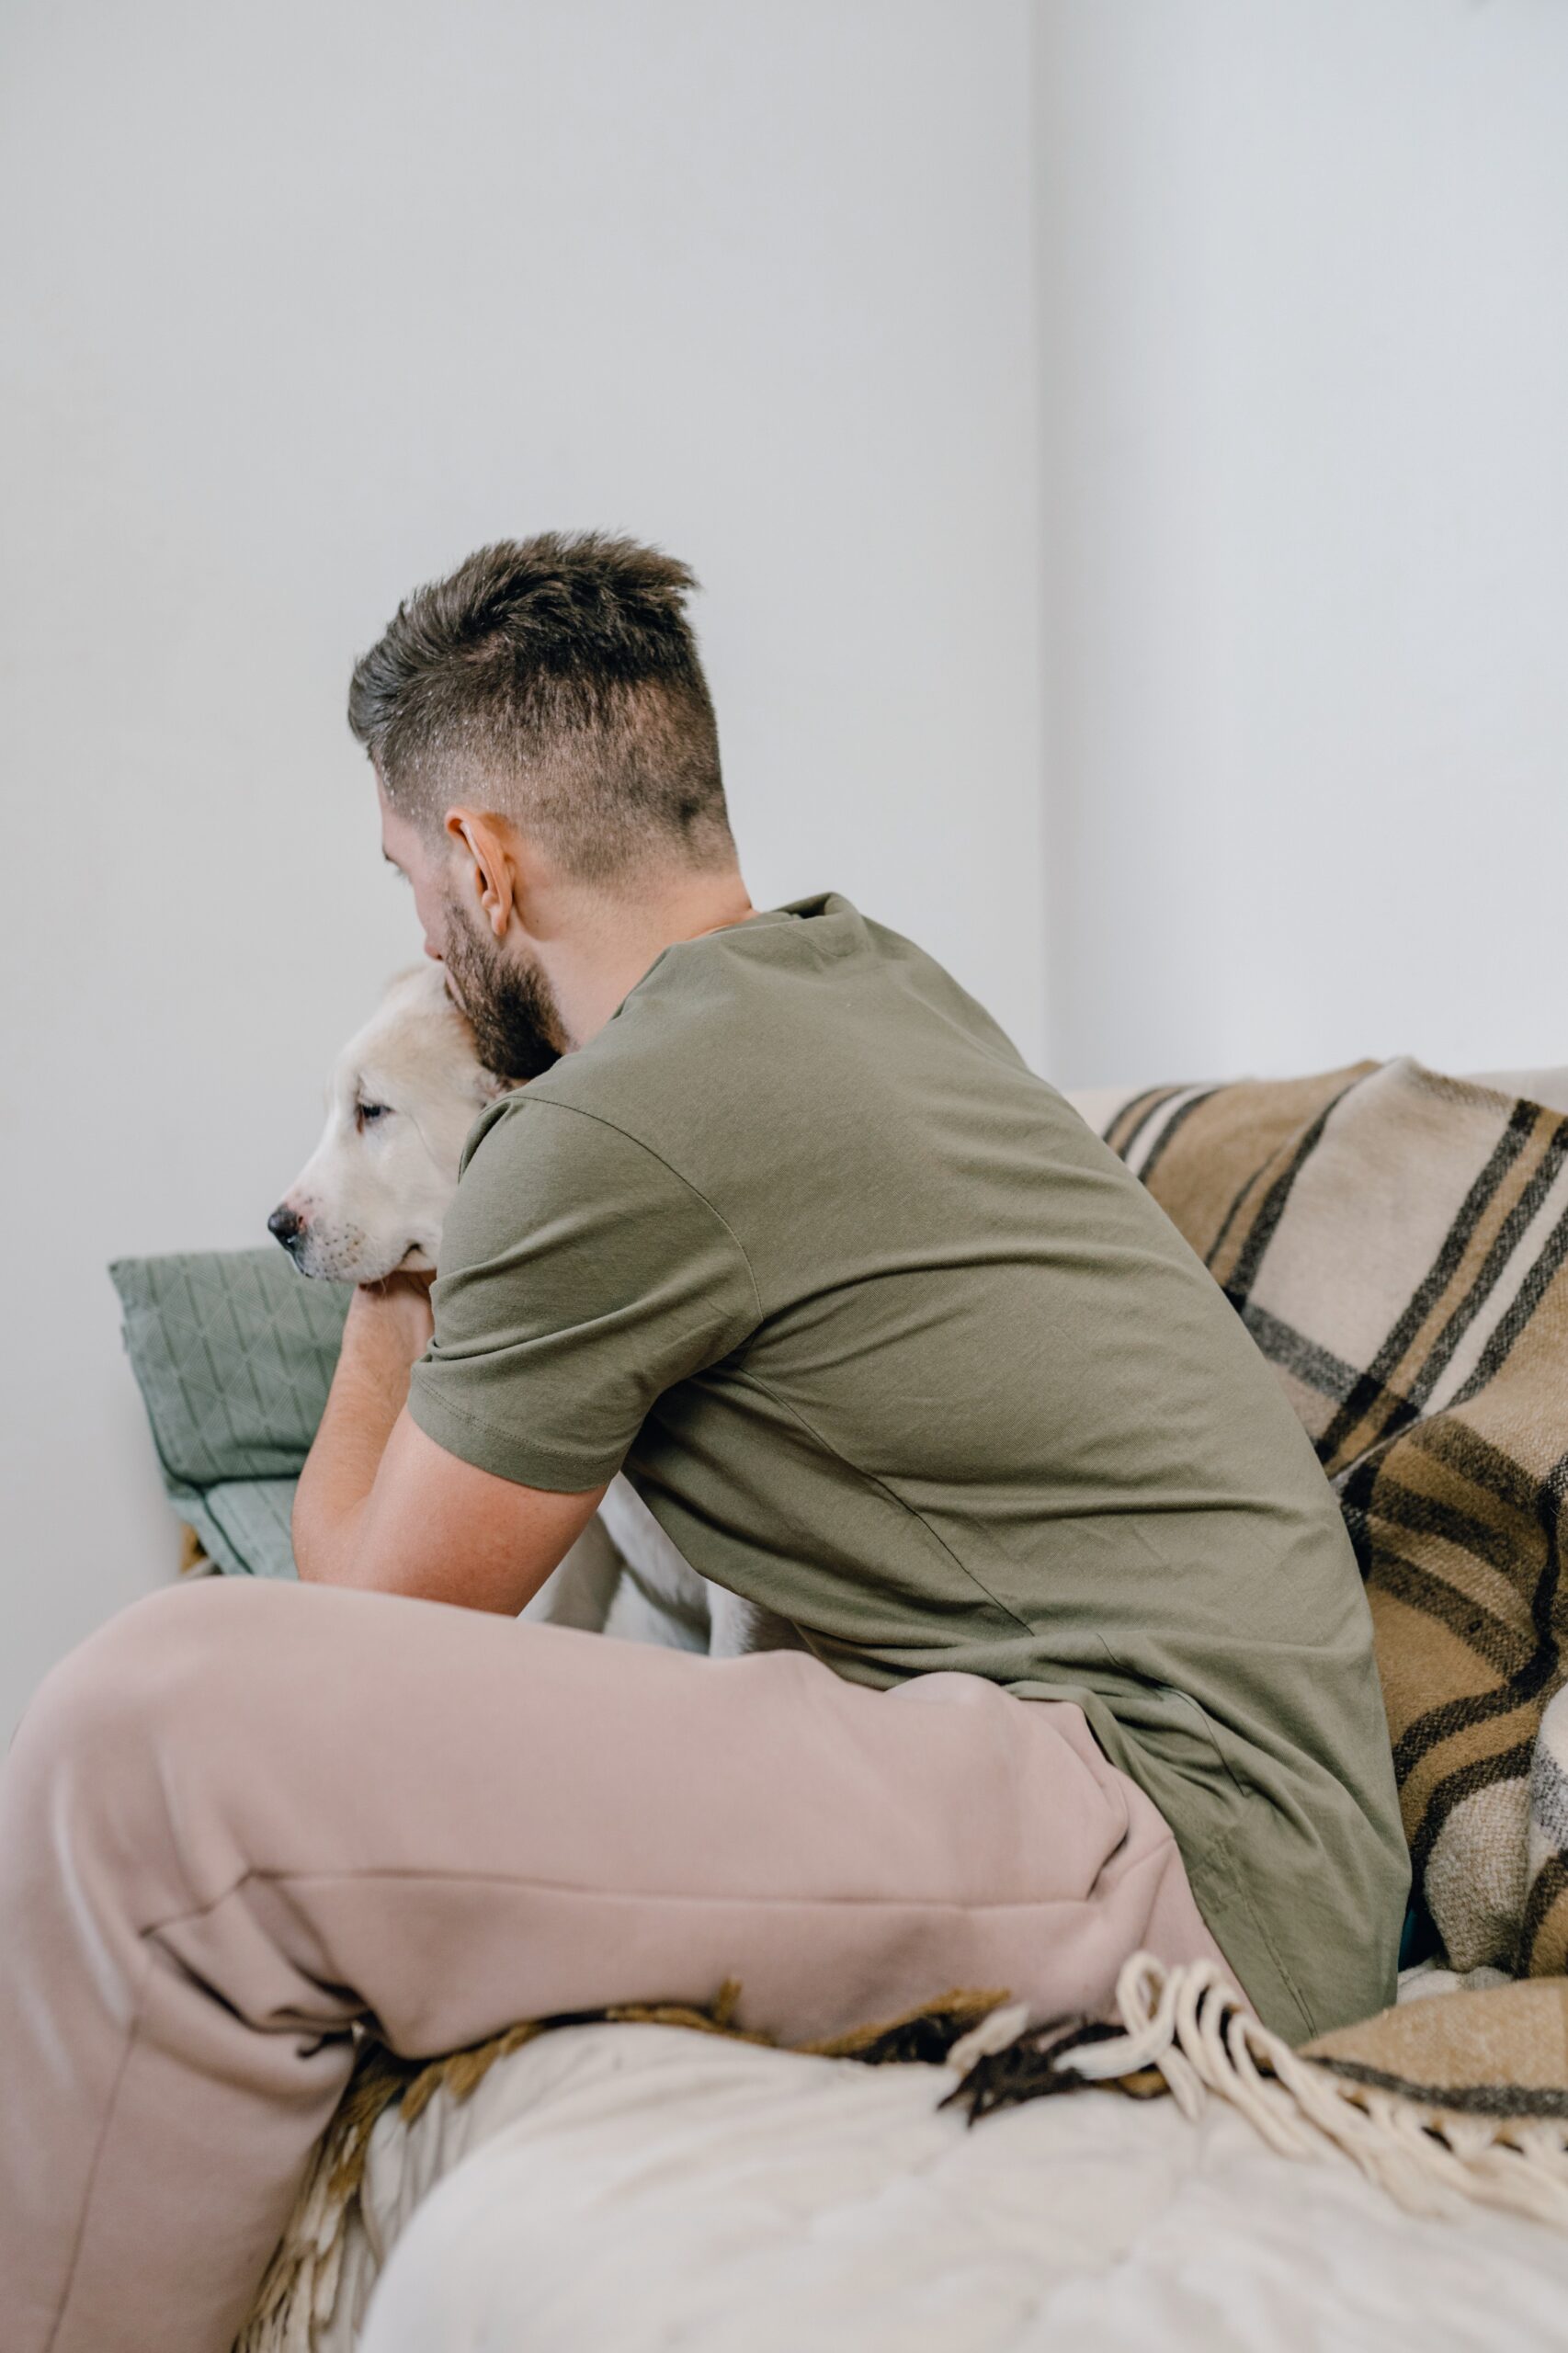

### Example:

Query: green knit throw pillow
xmin=108 ymin=1248 xmax=348 ymax=1578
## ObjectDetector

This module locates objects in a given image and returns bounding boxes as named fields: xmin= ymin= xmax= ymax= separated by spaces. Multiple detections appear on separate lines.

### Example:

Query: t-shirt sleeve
xmin=406 ymin=1096 xmax=761 ymax=1491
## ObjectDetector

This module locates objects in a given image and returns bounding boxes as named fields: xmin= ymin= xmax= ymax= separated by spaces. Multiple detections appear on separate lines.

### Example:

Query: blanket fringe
xmin=949 ymin=1954 xmax=1568 ymax=2231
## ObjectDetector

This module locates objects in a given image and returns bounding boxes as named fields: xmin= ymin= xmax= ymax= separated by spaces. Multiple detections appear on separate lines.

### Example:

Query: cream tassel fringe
xmin=1026 ymin=1953 xmax=1568 ymax=2230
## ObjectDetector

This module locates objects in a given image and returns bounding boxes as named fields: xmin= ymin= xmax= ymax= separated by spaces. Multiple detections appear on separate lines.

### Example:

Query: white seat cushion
xmin=323 ymin=2022 xmax=1568 ymax=2353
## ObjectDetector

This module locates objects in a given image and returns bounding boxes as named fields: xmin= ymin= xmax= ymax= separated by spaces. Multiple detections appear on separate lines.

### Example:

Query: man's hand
xmin=292 ymin=1268 xmax=607 ymax=1611
xmin=346 ymin=1268 xmax=436 ymax=1380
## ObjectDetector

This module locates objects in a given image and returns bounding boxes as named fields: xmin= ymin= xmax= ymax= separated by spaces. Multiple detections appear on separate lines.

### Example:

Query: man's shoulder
xmin=457 ymin=890 xmax=1041 ymax=1197
xmin=496 ymin=914 xmax=820 ymax=1145
xmin=452 ymin=994 xmax=736 ymax=1194
xmin=446 ymin=1086 xmax=730 ymax=1293
xmin=454 ymin=1080 xmax=655 ymax=1184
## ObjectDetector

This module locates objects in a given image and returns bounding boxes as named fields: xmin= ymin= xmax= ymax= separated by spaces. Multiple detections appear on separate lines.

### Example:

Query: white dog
xmin=270 ymin=964 xmax=793 ymax=1655
xmin=267 ymin=965 xmax=505 ymax=1283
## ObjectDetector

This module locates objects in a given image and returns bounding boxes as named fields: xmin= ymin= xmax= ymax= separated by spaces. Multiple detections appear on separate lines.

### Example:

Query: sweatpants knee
xmin=1 ymin=1581 xmax=284 ymax=1897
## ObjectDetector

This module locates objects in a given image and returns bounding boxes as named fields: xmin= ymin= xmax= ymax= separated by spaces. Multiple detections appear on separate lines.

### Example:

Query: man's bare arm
xmin=292 ymin=1274 xmax=607 ymax=1613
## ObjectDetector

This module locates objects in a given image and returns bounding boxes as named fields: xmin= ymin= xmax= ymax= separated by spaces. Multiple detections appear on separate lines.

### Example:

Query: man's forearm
xmin=290 ymin=1272 xmax=607 ymax=1609
xmin=293 ymin=1279 xmax=432 ymax=1585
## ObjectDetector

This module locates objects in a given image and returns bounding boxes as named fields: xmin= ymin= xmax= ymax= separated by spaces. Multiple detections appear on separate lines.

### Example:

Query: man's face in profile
xmin=379 ymin=789 xmax=565 ymax=1084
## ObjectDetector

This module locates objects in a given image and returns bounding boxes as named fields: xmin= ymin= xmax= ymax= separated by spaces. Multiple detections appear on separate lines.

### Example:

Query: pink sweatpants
xmin=0 ymin=1576 xmax=1232 ymax=2353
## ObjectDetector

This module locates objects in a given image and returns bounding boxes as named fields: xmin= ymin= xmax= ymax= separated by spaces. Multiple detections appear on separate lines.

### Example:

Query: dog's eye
xmin=356 ymin=1101 xmax=392 ymax=1129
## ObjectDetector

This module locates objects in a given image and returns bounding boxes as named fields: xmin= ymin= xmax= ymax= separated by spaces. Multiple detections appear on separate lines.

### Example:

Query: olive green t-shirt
xmin=410 ymin=892 xmax=1409 ymax=2040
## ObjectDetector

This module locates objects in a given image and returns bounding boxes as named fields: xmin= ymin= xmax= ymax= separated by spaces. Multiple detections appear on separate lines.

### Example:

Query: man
xmin=0 ymin=534 xmax=1408 ymax=2353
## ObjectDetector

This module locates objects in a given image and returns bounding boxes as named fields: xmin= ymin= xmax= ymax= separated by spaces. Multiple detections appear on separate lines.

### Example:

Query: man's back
xmin=415 ymin=892 xmax=1409 ymax=2037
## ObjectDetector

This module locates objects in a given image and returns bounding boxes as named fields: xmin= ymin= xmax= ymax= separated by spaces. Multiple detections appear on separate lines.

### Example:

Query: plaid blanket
xmin=945 ymin=1057 xmax=1568 ymax=2229
xmin=1095 ymin=1056 xmax=1568 ymax=1979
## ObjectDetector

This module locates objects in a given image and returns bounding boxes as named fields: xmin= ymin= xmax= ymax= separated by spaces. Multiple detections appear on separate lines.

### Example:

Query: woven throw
xmin=946 ymin=1950 xmax=1568 ymax=2228
xmin=1095 ymin=1057 xmax=1568 ymax=1979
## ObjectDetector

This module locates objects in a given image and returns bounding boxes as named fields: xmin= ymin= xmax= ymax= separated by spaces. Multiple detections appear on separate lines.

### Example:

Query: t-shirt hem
xmin=406 ymin=1376 xmax=619 ymax=1495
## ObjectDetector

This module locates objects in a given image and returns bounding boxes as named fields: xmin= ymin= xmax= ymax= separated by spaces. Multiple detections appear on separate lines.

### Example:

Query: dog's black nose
xmin=267 ymin=1204 xmax=302 ymax=1250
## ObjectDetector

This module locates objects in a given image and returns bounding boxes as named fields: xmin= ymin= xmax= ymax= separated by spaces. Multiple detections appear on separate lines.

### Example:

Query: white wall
xmin=7 ymin=1 xmax=1566 ymax=1737
xmin=0 ymin=0 xmax=1045 ymax=1734
xmin=1036 ymin=0 xmax=1568 ymax=1088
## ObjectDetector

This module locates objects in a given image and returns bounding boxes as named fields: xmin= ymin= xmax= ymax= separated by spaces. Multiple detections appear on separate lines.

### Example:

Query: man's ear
xmin=445 ymin=808 xmax=517 ymax=941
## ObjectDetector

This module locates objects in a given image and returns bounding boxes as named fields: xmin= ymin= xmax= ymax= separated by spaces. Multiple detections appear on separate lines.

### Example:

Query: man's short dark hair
xmin=347 ymin=532 xmax=734 ymax=884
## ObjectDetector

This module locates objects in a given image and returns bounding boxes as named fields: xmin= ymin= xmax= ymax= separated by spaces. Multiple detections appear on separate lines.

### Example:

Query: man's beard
xmin=439 ymin=903 xmax=565 ymax=1084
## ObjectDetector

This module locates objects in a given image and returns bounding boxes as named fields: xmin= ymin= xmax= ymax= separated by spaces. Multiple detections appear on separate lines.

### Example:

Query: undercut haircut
xmin=347 ymin=532 xmax=734 ymax=885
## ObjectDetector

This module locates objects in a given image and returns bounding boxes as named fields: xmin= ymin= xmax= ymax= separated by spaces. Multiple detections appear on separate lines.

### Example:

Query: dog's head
xmin=268 ymin=964 xmax=507 ymax=1282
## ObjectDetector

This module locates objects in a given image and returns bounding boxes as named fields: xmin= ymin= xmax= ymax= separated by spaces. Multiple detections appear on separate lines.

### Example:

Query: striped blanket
xmin=1095 ymin=1057 xmax=1568 ymax=1980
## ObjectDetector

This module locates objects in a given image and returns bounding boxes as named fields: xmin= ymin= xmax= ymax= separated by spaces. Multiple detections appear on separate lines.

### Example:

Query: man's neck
xmin=549 ymin=870 xmax=761 ymax=1050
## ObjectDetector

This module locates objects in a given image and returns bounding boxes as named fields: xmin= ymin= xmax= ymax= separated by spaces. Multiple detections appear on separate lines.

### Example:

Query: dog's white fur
xmin=273 ymin=966 xmax=796 ymax=1656
xmin=272 ymin=966 xmax=504 ymax=1283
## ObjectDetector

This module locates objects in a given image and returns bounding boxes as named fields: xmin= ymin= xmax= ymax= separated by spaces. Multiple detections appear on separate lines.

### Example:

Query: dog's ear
xmin=477 ymin=1066 xmax=517 ymax=1104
